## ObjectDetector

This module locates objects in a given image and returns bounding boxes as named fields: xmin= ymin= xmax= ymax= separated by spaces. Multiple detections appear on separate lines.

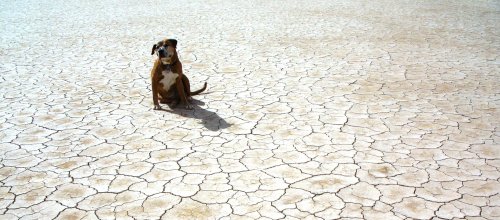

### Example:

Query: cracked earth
xmin=1 ymin=0 xmax=499 ymax=219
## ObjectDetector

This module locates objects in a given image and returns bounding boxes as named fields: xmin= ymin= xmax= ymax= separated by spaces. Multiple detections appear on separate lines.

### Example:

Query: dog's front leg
xmin=182 ymin=74 xmax=192 ymax=101
xmin=176 ymin=76 xmax=193 ymax=110
xmin=152 ymin=78 xmax=162 ymax=110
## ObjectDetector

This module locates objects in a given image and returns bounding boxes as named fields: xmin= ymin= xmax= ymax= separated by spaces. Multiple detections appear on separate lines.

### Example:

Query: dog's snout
xmin=157 ymin=48 xmax=166 ymax=57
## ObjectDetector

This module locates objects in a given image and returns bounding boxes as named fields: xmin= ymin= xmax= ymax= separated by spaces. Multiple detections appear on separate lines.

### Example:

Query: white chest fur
xmin=160 ymin=70 xmax=179 ymax=90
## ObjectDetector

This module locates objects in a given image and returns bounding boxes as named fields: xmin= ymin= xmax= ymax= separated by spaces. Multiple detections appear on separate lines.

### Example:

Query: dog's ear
xmin=151 ymin=44 xmax=158 ymax=55
xmin=167 ymin=39 xmax=177 ymax=48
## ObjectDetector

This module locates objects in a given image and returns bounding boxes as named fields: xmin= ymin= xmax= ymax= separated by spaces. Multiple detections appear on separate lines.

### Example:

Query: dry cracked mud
xmin=1 ymin=0 xmax=499 ymax=219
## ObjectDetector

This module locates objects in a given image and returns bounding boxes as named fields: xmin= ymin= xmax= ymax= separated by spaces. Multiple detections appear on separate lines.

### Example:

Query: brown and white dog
xmin=150 ymin=39 xmax=207 ymax=110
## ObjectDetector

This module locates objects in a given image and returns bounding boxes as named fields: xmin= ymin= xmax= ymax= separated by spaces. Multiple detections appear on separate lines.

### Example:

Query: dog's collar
xmin=160 ymin=60 xmax=178 ymax=68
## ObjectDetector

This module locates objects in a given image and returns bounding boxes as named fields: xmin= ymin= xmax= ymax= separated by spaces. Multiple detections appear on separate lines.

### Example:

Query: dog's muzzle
xmin=157 ymin=48 xmax=172 ymax=64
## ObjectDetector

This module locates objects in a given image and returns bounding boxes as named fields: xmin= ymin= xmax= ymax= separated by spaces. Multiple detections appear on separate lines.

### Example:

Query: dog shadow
xmin=159 ymin=99 xmax=231 ymax=131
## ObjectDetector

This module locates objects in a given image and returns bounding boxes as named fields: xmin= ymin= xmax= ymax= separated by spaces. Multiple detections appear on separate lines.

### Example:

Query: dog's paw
xmin=153 ymin=105 xmax=162 ymax=110
xmin=185 ymin=104 xmax=194 ymax=110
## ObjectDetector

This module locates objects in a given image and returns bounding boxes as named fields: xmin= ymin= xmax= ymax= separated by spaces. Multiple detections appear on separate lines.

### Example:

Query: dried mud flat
xmin=0 ymin=0 xmax=499 ymax=219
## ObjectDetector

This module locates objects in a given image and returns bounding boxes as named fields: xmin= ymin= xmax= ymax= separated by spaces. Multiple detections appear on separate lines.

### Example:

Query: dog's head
xmin=151 ymin=39 xmax=178 ymax=65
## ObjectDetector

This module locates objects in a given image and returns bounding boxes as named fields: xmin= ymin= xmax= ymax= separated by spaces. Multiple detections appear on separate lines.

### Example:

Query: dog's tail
xmin=190 ymin=82 xmax=207 ymax=96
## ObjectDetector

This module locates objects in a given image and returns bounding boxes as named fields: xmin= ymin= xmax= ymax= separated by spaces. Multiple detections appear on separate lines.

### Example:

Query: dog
xmin=150 ymin=39 xmax=207 ymax=110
